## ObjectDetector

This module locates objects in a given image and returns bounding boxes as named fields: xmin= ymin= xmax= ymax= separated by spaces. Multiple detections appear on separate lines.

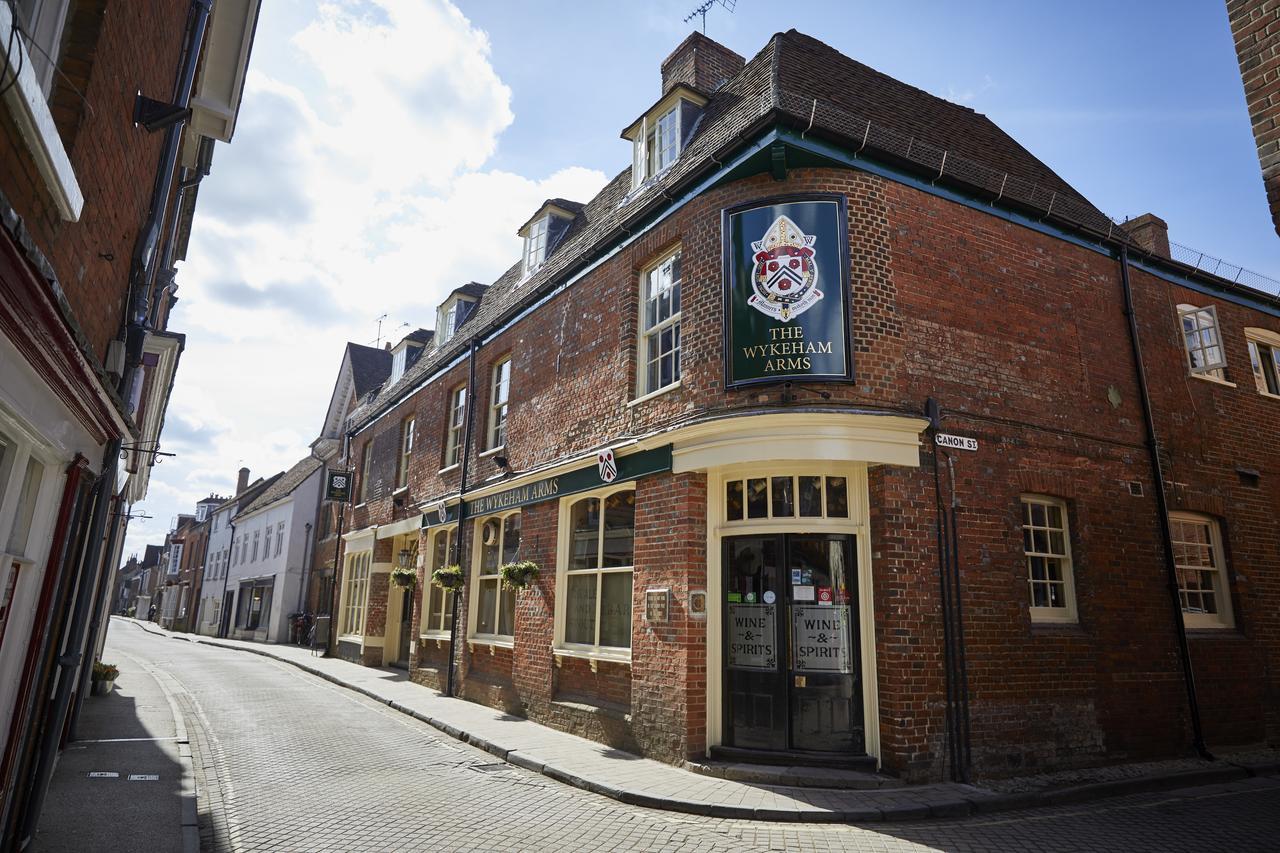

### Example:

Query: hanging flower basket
xmin=431 ymin=564 xmax=465 ymax=592
xmin=390 ymin=566 xmax=417 ymax=589
xmin=500 ymin=560 xmax=540 ymax=590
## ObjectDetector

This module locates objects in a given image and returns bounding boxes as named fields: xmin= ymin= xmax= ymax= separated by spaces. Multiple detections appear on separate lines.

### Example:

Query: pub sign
xmin=325 ymin=469 xmax=352 ymax=503
xmin=723 ymin=196 xmax=852 ymax=388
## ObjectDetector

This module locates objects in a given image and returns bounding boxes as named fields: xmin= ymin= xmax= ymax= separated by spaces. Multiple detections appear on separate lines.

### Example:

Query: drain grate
xmin=468 ymin=763 xmax=510 ymax=773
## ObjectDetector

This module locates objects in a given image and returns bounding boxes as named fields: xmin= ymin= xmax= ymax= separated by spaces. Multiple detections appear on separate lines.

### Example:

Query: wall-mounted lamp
xmin=494 ymin=455 xmax=510 ymax=469
xmin=397 ymin=549 xmax=413 ymax=569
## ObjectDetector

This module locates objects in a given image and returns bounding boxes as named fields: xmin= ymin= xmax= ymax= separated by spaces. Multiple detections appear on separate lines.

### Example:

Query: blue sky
xmin=124 ymin=0 xmax=1275 ymax=559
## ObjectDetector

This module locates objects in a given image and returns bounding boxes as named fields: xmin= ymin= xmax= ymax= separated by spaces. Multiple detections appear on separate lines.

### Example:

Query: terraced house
xmin=326 ymin=30 xmax=1280 ymax=783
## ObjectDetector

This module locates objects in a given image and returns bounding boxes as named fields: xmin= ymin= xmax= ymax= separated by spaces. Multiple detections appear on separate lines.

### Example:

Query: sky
xmin=121 ymin=0 xmax=1277 ymax=561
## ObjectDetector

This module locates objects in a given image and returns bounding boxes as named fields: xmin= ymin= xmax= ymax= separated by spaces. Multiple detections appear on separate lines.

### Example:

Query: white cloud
xmin=121 ymin=0 xmax=607 ymax=562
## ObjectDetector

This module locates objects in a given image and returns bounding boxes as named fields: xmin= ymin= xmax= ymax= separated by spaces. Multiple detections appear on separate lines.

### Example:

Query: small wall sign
xmin=935 ymin=433 xmax=978 ymax=452
xmin=688 ymin=589 xmax=707 ymax=618
xmin=644 ymin=588 xmax=670 ymax=624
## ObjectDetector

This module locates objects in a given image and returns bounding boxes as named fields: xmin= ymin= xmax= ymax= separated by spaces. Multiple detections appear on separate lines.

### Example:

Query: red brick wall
xmin=1229 ymin=0 xmax=1280 ymax=236
xmin=0 ymin=0 xmax=190 ymax=364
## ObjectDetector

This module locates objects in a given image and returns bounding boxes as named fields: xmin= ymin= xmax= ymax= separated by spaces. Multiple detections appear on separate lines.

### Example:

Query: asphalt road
xmin=105 ymin=622 xmax=1280 ymax=853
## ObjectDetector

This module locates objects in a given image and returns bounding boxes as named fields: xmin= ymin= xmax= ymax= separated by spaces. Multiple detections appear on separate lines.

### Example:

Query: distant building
xmin=195 ymin=468 xmax=281 ymax=637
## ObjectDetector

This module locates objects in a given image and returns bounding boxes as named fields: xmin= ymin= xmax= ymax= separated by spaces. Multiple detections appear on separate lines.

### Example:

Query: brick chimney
xmin=236 ymin=467 xmax=249 ymax=495
xmin=1123 ymin=213 xmax=1171 ymax=259
xmin=660 ymin=31 xmax=744 ymax=95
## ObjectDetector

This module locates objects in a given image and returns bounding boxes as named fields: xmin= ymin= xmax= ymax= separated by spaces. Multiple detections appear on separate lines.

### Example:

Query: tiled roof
xmin=402 ymin=328 xmax=434 ymax=346
xmin=348 ymin=343 xmax=392 ymax=399
xmin=517 ymin=198 xmax=586 ymax=233
xmin=236 ymin=455 xmax=322 ymax=518
xmin=347 ymin=29 xmax=1101 ymax=432
xmin=451 ymin=282 xmax=490 ymax=300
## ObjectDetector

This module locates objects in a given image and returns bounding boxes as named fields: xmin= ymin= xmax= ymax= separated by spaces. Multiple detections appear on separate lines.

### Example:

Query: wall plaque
xmin=727 ymin=603 xmax=776 ymax=670
xmin=644 ymin=588 xmax=670 ymax=624
xmin=723 ymin=196 xmax=852 ymax=388
xmin=792 ymin=605 xmax=852 ymax=673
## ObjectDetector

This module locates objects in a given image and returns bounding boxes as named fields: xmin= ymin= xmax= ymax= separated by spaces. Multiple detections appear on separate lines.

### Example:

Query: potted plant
xmin=390 ymin=565 xmax=418 ymax=589
xmin=499 ymin=560 xmax=540 ymax=590
xmin=91 ymin=661 xmax=119 ymax=695
xmin=431 ymin=564 xmax=465 ymax=592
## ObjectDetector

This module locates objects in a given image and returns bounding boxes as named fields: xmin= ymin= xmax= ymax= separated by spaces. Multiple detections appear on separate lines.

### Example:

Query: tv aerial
xmin=683 ymin=0 xmax=736 ymax=34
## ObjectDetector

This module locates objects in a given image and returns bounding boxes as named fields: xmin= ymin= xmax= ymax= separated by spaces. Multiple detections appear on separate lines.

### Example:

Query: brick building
xmin=1229 ymin=0 xmax=1280 ymax=236
xmin=326 ymin=30 xmax=1279 ymax=783
xmin=0 ymin=1 xmax=259 ymax=844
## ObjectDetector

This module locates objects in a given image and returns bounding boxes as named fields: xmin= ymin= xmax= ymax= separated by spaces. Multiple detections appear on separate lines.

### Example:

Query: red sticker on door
xmin=817 ymin=586 xmax=833 ymax=604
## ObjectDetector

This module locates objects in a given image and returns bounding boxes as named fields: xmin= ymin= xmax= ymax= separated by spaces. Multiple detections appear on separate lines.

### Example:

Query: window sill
xmin=337 ymin=633 xmax=363 ymax=643
xmin=1255 ymin=389 xmax=1280 ymax=401
xmin=438 ymin=464 xmax=460 ymax=475
xmin=553 ymin=646 xmax=632 ymax=668
xmin=354 ymin=502 xmax=367 ymax=510
xmin=419 ymin=632 xmax=452 ymax=646
xmin=478 ymin=446 xmax=505 ymax=458
xmin=1183 ymin=622 xmax=1237 ymax=634
xmin=467 ymin=636 xmax=514 ymax=650
xmin=0 ymin=6 xmax=82 ymax=220
xmin=628 ymin=381 xmax=681 ymax=408
xmin=1029 ymin=616 xmax=1082 ymax=630
xmin=1190 ymin=373 xmax=1236 ymax=388
xmin=392 ymin=486 xmax=409 ymax=496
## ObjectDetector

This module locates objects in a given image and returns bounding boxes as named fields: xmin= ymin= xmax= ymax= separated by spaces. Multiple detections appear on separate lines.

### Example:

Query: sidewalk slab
xmin=116 ymin=616 xmax=1280 ymax=824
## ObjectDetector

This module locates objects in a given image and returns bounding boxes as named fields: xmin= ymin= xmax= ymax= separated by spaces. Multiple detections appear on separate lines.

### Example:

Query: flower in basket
xmin=499 ymin=560 xmax=540 ymax=590
xmin=431 ymin=564 xmax=465 ymax=591
xmin=390 ymin=565 xmax=418 ymax=588
xmin=92 ymin=661 xmax=119 ymax=682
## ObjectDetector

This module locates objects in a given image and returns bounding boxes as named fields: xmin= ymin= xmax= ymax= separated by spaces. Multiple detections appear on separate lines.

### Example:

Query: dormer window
xmin=437 ymin=296 xmax=477 ymax=348
xmin=517 ymin=201 xmax=580 ymax=283
xmin=623 ymin=85 xmax=707 ymax=190
xmin=523 ymin=216 xmax=549 ymax=278
xmin=391 ymin=347 xmax=408 ymax=383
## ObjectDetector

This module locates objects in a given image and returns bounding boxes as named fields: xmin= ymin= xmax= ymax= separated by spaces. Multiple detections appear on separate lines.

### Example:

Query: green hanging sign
xmin=723 ymin=195 xmax=852 ymax=388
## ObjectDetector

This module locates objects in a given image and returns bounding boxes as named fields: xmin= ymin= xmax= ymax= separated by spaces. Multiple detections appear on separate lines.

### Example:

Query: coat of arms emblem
xmin=597 ymin=448 xmax=618 ymax=483
xmin=748 ymin=214 xmax=822 ymax=321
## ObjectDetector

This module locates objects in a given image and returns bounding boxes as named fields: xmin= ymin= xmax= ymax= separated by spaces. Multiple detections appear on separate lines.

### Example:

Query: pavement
xmin=118 ymin=616 xmax=1280 ymax=825
xmin=30 ymin=635 xmax=198 ymax=853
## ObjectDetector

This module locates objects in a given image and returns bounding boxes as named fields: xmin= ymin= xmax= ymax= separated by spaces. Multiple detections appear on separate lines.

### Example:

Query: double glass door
xmin=723 ymin=533 xmax=863 ymax=753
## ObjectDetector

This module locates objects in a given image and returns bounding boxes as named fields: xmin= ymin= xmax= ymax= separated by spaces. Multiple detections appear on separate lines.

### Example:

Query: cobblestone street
xmin=104 ymin=623 xmax=1280 ymax=852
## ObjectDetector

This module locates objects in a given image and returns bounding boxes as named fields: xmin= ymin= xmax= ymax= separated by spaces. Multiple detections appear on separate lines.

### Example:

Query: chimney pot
xmin=1123 ymin=213 xmax=1171 ymax=260
xmin=236 ymin=467 xmax=249 ymax=495
xmin=660 ymin=31 xmax=744 ymax=95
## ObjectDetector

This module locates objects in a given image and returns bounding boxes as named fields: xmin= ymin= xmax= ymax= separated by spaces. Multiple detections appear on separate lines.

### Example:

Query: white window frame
xmin=554 ymin=485 xmax=635 ymax=660
xmin=397 ymin=416 xmax=415 ymax=490
xmin=1177 ymin=304 xmax=1227 ymax=381
xmin=1244 ymin=327 xmax=1280 ymax=399
xmin=723 ymin=473 xmax=852 ymax=524
xmin=357 ymin=444 xmax=371 ymax=504
xmin=522 ymin=216 xmax=549 ymax=279
xmin=487 ymin=358 xmax=510 ymax=451
xmin=420 ymin=525 xmax=457 ymax=638
xmin=638 ymin=248 xmax=682 ymax=397
xmin=468 ymin=510 xmax=521 ymax=643
xmin=340 ymin=549 xmax=372 ymax=637
xmin=436 ymin=297 xmax=475 ymax=347
xmin=251 ymin=531 xmax=259 ymax=563
xmin=275 ymin=521 xmax=285 ymax=558
xmin=443 ymin=384 xmax=466 ymax=470
xmin=1020 ymin=495 xmax=1078 ymax=624
xmin=390 ymin=347 xmax=407 ymax=384
xmin=632 ymin=104 xmax=681 ymax=188
xmin=1168 ymin=513 xmax=1233 ymax=630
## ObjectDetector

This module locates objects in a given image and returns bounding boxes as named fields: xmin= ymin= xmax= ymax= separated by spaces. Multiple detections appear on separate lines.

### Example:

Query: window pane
xmin=825 ymin=477 xmax=849 ymax=518
xmin=746 ymin=478 xmax=768 ymax=518
xmin=502 ymin=514 xmax=521 ymax=564
xmin=565 ymin=574 xmax=596 ymax=644
xmin=602 ymin=492 xmax=635 ymax=567
xmin=569 ymin=499 xmax=600 ymax=570
xmin=726 ymin=480 xmax=743 ymax=521
xmin=498 ymin=587 xmax=515 ymax=636
xmin=428 ymin=585 xmax=442 ymax=631
xmin=477 ymin=579 xmax=497 ymax=634
xmin=6 ymin=456 xmax=44 ymax=556
xmin=770 ymin=477 xmax=794 ymax=517
xmin=798 ymin=476 xmax=822 ymax=517
xmin=599 ymin=572 xmax=633 ymax=648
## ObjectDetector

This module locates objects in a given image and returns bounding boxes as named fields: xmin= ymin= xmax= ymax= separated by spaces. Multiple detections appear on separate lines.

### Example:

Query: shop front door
xmin=723 ymin=534 xmax=863 ymax=754
xmin=394 ymin=587 xmax=412 ymax=669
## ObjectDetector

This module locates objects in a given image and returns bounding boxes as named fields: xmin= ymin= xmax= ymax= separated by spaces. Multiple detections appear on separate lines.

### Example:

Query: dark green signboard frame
xmin=722 ymin=195 xmax=852 ymax=388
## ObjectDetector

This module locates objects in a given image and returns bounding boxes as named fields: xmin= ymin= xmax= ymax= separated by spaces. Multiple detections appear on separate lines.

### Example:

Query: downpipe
xmin=446 ymin=339 xmax=481 ymax=697
xmin=1117 ymin=245 xmax=1210 ymax=760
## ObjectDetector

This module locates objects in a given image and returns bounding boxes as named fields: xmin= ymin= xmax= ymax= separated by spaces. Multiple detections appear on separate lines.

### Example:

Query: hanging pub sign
xmin=723 ymin=195 xmax=852 ymax=388
xmin=326 ymin=469 xmax=353 ymax=503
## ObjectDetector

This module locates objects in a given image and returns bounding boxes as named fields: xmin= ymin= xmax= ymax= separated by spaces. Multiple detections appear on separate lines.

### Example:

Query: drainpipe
xmin=68 ymin=493 xmax=127 ymax=740
xmin=1117 ymin=245 xmax=1210 ymax=759
xmin=297 ymin=523 xmax=312 ymax=624
xmin=446 ymin=339 xmax=481 ymax=697
xmin=19 ymin=439 xmax=121 ymax=848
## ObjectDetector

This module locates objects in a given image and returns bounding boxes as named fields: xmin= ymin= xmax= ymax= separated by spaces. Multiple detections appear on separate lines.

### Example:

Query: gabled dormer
xmin=388 ymin=328 xmax=433 ymax=384
xmin=518 ymin=199 xmax=582 ymax=281
xmin=436 ymin=283 xmax=489 ymax=348
xmin=622 ymin=84 xmax=708 ymax=190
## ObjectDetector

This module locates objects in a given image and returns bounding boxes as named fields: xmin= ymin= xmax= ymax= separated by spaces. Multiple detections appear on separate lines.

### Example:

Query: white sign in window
xmin=727 ymin=603 xmax=776 ymax=670
xmin=792 ymin=605 xmax=852 ymax=673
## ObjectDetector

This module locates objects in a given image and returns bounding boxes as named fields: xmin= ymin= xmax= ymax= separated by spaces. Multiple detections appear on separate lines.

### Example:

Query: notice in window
xmin=793 ymin=605 xmax=852 ymax=673
xmin=727 ymin=603 xmax=776 ymax=671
